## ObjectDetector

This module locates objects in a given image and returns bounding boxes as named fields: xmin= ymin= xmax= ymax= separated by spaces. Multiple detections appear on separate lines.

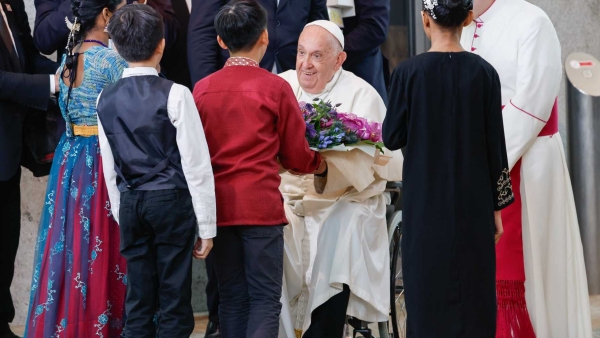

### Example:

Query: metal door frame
xmin=409 ymin=0 xmax=430 ymax=56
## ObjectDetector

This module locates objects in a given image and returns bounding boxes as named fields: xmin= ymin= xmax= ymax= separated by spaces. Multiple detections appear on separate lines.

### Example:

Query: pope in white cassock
xmin=461 ymin=0 xmax=592 ymax=337
xmin=277 ymin=20 xmax=403 ymax=338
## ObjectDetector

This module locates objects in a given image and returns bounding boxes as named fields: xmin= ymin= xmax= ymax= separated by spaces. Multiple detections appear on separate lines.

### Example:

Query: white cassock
xmin=277 ymin=68 xmax=403 ymax=338
xmin=461 ymin=0 xmax=592 ymax=337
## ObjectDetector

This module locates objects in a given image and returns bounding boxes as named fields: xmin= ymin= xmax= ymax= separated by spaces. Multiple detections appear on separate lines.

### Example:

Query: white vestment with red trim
xmin=461 ymin=1 xmax=591 ymax=337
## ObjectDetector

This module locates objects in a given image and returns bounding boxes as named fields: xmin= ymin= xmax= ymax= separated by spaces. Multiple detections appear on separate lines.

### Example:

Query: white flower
xmin=65 ymin=17 xmax=80 ymax=32
xmin=423 ymin=0 xmax=438 ymax=19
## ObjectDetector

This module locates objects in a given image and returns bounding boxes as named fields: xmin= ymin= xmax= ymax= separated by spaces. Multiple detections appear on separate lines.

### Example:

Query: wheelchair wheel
xmin=388 ymin=212 xmax=406 ymax=338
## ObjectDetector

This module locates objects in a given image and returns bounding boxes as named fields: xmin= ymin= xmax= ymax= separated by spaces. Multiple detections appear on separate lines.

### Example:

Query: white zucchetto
xmin=304 ymin=20 xmax=345 ymax=49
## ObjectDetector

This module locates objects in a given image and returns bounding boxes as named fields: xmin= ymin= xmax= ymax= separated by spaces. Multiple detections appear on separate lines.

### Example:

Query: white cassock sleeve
xmin=502 ymin=14 xmax=562 ymax=171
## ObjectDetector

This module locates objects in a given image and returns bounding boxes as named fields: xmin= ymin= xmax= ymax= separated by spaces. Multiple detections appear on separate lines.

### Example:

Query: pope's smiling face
xmin=296 ymin=26 xmax=346 ymax=94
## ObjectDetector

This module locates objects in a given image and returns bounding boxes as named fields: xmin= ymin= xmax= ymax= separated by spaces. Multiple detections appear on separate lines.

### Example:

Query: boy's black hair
xmin=214 ymin=0 xmax=268 ymax=54
xmin=107 ymin=4 xmax=164 ymax=62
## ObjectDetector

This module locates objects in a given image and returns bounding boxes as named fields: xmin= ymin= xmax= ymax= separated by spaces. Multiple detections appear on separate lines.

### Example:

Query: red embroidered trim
xmin=509 ymin=100 xmax=547 ymax=123
xmin=470 ymin=0 xmax=497 ymax=51
xmin=470 ymin=18 xmax=484 ymax=52
xmin=224 ymin=57 xmax=259 ymax=68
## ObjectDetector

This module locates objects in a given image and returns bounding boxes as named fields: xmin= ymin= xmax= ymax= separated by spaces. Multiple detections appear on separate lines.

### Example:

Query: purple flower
xmin=318 ymin=133 xmax=334 ymax=149
xmin=299 ymin=101 xmax=317 ymax=121
xmin=305 ymin=122 xmax=317 ymax=138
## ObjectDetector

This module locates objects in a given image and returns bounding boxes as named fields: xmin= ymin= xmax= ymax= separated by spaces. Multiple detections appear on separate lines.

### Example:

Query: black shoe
xmin=205 ymin=321 xmax=221 ymax=338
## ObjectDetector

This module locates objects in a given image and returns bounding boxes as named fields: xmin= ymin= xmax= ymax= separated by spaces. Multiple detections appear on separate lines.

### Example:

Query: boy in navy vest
xmin=96 ymin=5 xmax=216 ymax=337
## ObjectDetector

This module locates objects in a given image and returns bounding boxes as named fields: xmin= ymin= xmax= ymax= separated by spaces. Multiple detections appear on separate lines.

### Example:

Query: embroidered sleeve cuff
xmin=495 ymin=168 xmax=515 ymax=211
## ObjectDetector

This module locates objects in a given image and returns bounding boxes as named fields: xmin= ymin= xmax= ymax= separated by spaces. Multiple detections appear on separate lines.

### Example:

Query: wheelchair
xmin=346 ymin=181 xmax=405 ymax=338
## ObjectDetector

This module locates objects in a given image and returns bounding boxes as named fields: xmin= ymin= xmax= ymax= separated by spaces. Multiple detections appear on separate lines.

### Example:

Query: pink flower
xmin=369 ymin=122 xmax=382 ymax=142
xmin=338 ymin=113 xmax=369 ymax=140
xmin=320 ymin=118 xmax=334 ymax=128
xmin=338 ymin=113 xmax=361 ymax=130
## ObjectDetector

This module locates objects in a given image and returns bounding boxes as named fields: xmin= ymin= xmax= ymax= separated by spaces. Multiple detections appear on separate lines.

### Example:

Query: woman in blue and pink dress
xmin=25 ymin=0 xmax=128 ymax=336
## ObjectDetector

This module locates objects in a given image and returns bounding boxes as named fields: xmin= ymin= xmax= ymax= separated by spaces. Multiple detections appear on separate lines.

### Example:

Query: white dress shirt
xmin=0 ymin=4 xmax=56 ymax=94
xmin=97 ymin=67 xmax=217 ymax=239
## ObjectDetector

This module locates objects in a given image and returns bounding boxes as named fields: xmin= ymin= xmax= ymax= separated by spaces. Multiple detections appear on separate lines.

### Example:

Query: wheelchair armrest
xmin=385 ymin=181 xmax=403 ymax=191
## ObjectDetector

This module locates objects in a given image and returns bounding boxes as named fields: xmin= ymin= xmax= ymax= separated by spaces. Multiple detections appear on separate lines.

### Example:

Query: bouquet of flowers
xmin=300 ymin=99 xmax=384 ymax=152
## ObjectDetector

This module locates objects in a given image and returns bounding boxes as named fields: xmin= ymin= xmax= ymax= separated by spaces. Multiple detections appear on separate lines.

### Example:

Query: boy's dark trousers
xmin=205 ymin=252 xmax=220 ymax=325
xmin=212 ymin=225 xmax=284 ymax=338
xmin=119 ymin=189 xmax=196 ymax=338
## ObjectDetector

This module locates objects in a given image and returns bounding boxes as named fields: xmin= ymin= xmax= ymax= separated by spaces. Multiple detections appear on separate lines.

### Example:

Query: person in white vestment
xmin=461 ymin=1 xmax=592 ymax=337
xmin=277 ymin=20 xmax=403 ymax=338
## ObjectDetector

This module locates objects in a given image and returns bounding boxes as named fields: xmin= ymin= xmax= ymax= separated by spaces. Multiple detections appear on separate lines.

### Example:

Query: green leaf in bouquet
xmin=360 ymin=140 xmax=386 ymax=154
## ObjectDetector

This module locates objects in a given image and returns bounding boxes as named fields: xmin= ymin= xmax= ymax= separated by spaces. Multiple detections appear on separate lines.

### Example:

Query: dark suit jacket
xmin=0 ymin=0 xmax=58 ymax=180
xmin=342 ymin=0 xmax=389 ymax=103
xmin=33 ymin=0 xmax=189 ymax=86
xmin=187 ymin=0 xmax=328 ymax=86
xmin=33 ymin=0 xmax=70 ymax=60
xmin=160 ymin=0 xmax=192 ymax=88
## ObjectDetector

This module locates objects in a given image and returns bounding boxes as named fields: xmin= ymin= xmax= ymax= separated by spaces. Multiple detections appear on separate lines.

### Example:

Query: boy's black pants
xmin=119 ymin=189 xmax=196 ymax=338
xmin=212 ymin=225 xmax=284 ymax=338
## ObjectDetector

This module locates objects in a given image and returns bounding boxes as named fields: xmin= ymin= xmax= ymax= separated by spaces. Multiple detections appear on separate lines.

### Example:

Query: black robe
xmin=383 ymin=52 xmax=514 ymax=338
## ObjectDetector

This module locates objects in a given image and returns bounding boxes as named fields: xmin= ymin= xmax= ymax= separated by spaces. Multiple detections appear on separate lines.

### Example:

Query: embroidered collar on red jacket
xmin=225 ymin=57 xmax=260 ymax=68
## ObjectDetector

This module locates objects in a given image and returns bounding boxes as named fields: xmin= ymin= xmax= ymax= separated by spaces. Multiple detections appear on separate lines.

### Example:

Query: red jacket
xmin=193 ymin=65 xmax=321 ymax=227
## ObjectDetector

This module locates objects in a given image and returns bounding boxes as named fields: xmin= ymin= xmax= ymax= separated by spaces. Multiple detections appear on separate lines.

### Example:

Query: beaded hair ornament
xmin=423 ymin=0 xmax=439 ymax=19
xmin=65 ymin=17 xmax=80 ymax=51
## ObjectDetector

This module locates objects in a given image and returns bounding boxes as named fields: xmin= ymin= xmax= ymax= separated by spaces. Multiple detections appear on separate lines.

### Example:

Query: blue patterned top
xmin=58 ymin=46 xmax=127 ymax=137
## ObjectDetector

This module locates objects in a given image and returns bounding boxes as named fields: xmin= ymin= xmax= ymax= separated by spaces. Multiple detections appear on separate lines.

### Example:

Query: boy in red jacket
xmin=192 ymin=1 xmax=326 ymax=337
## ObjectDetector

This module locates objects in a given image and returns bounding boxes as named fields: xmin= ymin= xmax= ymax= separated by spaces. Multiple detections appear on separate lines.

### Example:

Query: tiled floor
xmin=10 ymin=298 xmax=600 ymax=338
xmin=10 ymin=315 xmax=209 ymax=338
xmin=192 ymin=315 xmax=209 ymax=338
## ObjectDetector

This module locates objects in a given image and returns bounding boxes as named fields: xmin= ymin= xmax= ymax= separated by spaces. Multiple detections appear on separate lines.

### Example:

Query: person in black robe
xmin=382 ymin=0 xmax=514 ymax=337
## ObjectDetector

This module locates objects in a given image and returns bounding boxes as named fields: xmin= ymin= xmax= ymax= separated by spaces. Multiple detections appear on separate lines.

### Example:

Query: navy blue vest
xmin=97 ymin=76 xmax=187 ymax=192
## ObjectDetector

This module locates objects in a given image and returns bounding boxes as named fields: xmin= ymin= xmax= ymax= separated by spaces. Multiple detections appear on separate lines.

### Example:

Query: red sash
xmin=496 ymin=160 xmax=535 ymax=338
xmin=538 ymin=99 xmax=559 ymax=137
xmin=495 ymin=98 xmax=558 ymax=338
